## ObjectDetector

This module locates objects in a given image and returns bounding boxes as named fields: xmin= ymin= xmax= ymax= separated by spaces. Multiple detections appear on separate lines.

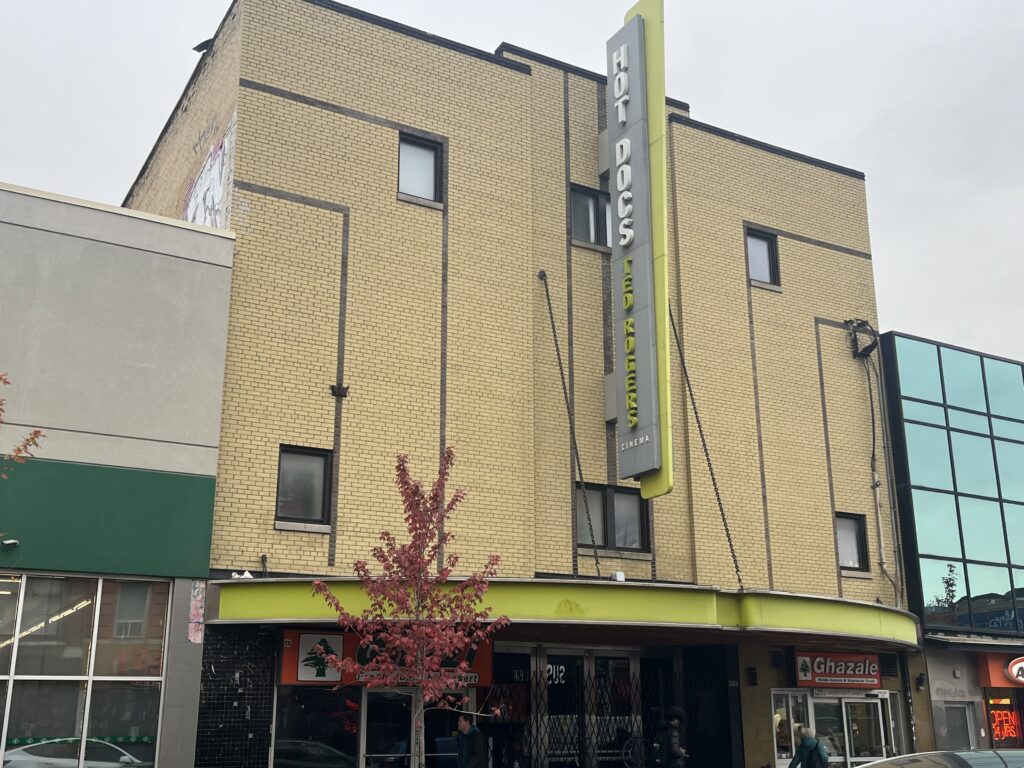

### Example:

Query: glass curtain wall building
xmin=883 ymin=333 xmax=1024 ymax=632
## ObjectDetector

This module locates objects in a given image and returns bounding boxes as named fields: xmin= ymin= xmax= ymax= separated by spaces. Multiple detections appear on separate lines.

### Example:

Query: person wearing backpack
xmin=788 ymin=727 xmax=830 ymax=768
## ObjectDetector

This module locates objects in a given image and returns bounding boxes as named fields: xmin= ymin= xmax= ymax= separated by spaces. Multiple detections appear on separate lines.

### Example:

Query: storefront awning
xmin=208 ymin=578 xmax=920 ymax=649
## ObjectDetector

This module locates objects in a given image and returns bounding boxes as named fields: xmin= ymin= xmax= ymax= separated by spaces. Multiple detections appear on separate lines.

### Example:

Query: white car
xmin=2 ymin=738 xmax=152 ymax=767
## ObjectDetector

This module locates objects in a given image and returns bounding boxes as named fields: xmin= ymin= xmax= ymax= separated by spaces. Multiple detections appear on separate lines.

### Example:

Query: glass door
xmin=364 ymin=690 xmax=413 ymax=768
xmin=811 ymin=699 xmax=848 ymax=763
xmin=844 ymin=700 xmax=886 ymax=765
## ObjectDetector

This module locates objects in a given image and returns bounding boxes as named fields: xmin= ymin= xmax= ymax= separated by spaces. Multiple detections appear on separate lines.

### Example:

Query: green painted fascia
xmin=215 ymin=580 xmax=919 ymax=647
xmin=0 ymin=459 xmax=214 ymax=578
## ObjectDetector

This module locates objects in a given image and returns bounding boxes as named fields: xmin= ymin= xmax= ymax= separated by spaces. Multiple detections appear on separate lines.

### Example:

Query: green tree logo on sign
xmin=302 ymin=637 xmax=338 ymax=678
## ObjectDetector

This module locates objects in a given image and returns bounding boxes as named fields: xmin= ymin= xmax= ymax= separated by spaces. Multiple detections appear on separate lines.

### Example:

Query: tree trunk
xmin=413 ymin=689 xmax=426 ymax=768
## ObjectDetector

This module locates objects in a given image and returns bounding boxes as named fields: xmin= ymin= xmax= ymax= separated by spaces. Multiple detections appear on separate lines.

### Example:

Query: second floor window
xmin=276 ymin=446 xmax=331 ymax=524
xmin=746 ymin=229 xmax=780 ymax=286
xmin=398 ymin=135 xmax=442 ymax=202
xmin=836 ymin=512 xmax=868 ymax=570
xmin=575 ymin=483 xmax=648 ymax=551
xmin=571 ymin=187 xmax=612 ymax=247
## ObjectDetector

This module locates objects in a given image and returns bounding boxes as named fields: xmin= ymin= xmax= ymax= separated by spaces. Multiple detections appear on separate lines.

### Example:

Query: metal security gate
xmin=480 ymin=665 xmax=676 ymax=768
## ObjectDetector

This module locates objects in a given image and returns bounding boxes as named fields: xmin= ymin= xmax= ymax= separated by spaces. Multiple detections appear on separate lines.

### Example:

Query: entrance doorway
xmin=772 ymin=691 xmax=900 ymax=768
xmin=361 ymin=688 xmax=474 ymax=768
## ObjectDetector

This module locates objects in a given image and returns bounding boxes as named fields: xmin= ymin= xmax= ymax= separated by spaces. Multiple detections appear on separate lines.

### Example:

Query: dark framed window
xmin=836 ymin=513 xmax=868 ymax=571
xmin=276 ymin=445 xmax=331 ymax=524
xmin=746 ymin=229 xmax=780 ymax=286
xmin=571 ymin=187 xmax=612 ymax=247
xmin=398 ymin=135 xmax=442 ymax=202
xmin=575 ymin=483 xmax=649 ymax=552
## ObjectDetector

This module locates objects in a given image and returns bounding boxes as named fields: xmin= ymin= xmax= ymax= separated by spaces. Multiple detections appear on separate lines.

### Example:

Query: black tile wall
xmin=195 ymin=625 xmax=279 ymax=768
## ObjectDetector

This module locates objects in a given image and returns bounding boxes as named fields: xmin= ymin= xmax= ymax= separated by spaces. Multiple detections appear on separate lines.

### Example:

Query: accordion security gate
xmin=480 ymin=668 xmax=686 ymax=768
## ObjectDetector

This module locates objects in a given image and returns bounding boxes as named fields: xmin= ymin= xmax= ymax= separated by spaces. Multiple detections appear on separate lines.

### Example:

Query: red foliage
xmin=314 ymin=447 xmax=509 ymax=704
xmin=0 ymin=372 xmax=44 ymax=480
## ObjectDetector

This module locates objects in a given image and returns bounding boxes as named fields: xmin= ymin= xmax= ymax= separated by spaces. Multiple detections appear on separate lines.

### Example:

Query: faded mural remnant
xmin=188 ymin=579 xmax=207 ymax=644
xmin=184 ymin=114 xmax=236 ymax=229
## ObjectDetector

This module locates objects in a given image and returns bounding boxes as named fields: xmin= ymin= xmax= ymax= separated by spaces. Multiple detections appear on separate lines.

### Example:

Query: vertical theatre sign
xmin=608 ymin=0 xmax=672 ymax=498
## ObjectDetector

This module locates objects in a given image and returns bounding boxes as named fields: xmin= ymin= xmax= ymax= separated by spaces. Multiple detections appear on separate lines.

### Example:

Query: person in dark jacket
xmin=788 ymin=727 xmax=830 ymax=768
xmin=652 ymin=707 xmax=687 ymax=768
xmin=457 ymin=714 xmax=486 ymax=768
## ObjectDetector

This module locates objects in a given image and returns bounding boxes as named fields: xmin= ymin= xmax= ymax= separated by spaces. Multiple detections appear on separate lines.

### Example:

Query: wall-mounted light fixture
xmin=916 ymin=672 xmax=927 ymax=691
xmin=747 ymin=667 xmax=758 ymax=686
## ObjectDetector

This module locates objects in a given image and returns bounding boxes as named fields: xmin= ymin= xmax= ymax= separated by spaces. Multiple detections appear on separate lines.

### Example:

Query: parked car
xmin=273 ymin=739 xmax=357 ymax=768
xmin=2 ymin=738 xmax=152 ymax=767
xmin=862 ymin=751 xmax=1024 ymax=768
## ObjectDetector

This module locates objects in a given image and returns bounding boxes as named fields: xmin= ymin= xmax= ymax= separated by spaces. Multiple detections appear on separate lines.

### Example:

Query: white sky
xmin=2 ymin=1 xmax=1022 ymax=359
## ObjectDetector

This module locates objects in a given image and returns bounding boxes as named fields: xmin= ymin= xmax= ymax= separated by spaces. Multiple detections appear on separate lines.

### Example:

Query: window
xmin=836 ymin=513 xmax=868 ymax=570
xmin=575 ymin=483 xmax=648 ymax=551
xmin=571 ymin=187 xmax=612 ymax=247
xmin=398 ymin=135 xmax=442 ymax=202
xmin=746 ymin=229 xmax=779 ymax=286
xmin=0 ymin=576 xmax=166 ymax=768
xmin=276 ymin=446 xmax=331 ymax=524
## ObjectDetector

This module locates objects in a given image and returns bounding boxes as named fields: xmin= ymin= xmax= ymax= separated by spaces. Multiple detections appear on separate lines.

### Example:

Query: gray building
xmin=0 ymin=182 xmax=234 ymax=767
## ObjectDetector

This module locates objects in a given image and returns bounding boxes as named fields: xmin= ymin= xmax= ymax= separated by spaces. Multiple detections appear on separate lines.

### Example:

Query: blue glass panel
xmin=996 ymin=440 xmax=1024 ymax=502
xmin=896 ymin=337 xmax=943 ymax=403
xmin=993 ymin=418 xmax=1024 ymax=443
xmin=941 ymin=348 xmax=987 ymax=411
xmin=985 ymin=358 xmax=1024 ymax=420
xmin=902 ymin=399 xmax=945 ymax=426
xmin=919 ymin=559 xmax=968 ymax=627
xmin=968 ymin=563 xmax=1014 ymax=631
xmin=912 ymin=490 xmax=961 ymax=558
xmin=948 ymin=409 xmax=989 ymax=435
xmin=905 ymin=423 xmax=953 ymax=490
xmin=960 ymin=496 xmax=1006 ymax=563
xmin=951 ymin=432 xmax=998 ymax=497
xmin=1004 ymin=503 xmax=1024 ymax=566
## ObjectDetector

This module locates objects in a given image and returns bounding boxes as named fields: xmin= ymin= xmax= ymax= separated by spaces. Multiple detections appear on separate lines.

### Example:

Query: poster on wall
xmin=795 ymin=651 xmax=881 ymax=689
xmin=184 ymin=114 xmax=236 ymax=229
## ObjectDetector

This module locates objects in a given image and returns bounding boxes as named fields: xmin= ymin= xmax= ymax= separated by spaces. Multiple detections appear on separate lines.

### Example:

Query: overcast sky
xmin=2 ymin=1 xmax=1022 ymax=359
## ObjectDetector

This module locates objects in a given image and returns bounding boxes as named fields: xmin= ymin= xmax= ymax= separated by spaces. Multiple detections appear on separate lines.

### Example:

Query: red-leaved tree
xmin=1 ymin=372 xmax=43 ymax=480
xmin=314 ymin=447 xmax=508 ymax=768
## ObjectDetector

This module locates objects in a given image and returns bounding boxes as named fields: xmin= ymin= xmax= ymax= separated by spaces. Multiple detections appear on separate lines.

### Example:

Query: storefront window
xmin=94 ymin=580 xmax=169 ymax=676
xmin=772 ymin=692 xmax=809 ymax=760
xmin=88 ymin=681 xmax=160 ymax=764
xmin=0 ymin=576 xmax=21 ymax=675
xmin=6 ymin=680 xmax=86 ymax=748
xmin=988 ymin=693 xmax=1022 ymax=748
xmin=274 ymin=685 xmax=360 ymax=768
xmin=0 ymin=575 xmax=168 ymax=766
xmin=16 ymin=576 xmax=96 ymax=676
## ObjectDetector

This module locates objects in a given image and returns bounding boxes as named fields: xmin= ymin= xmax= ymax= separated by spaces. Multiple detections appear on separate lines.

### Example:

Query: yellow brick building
xmin=125 ymin=1 xmax=928 ymax=766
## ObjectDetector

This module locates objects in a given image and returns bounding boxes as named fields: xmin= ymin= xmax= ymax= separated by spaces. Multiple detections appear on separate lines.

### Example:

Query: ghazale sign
xmin=796 ymin=652 xmax=881 ymax=689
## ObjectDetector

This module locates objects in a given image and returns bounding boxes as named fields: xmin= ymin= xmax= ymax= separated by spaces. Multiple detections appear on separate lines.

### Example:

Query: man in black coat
xmin=457 ymin=714 xmax=486 ymax=768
